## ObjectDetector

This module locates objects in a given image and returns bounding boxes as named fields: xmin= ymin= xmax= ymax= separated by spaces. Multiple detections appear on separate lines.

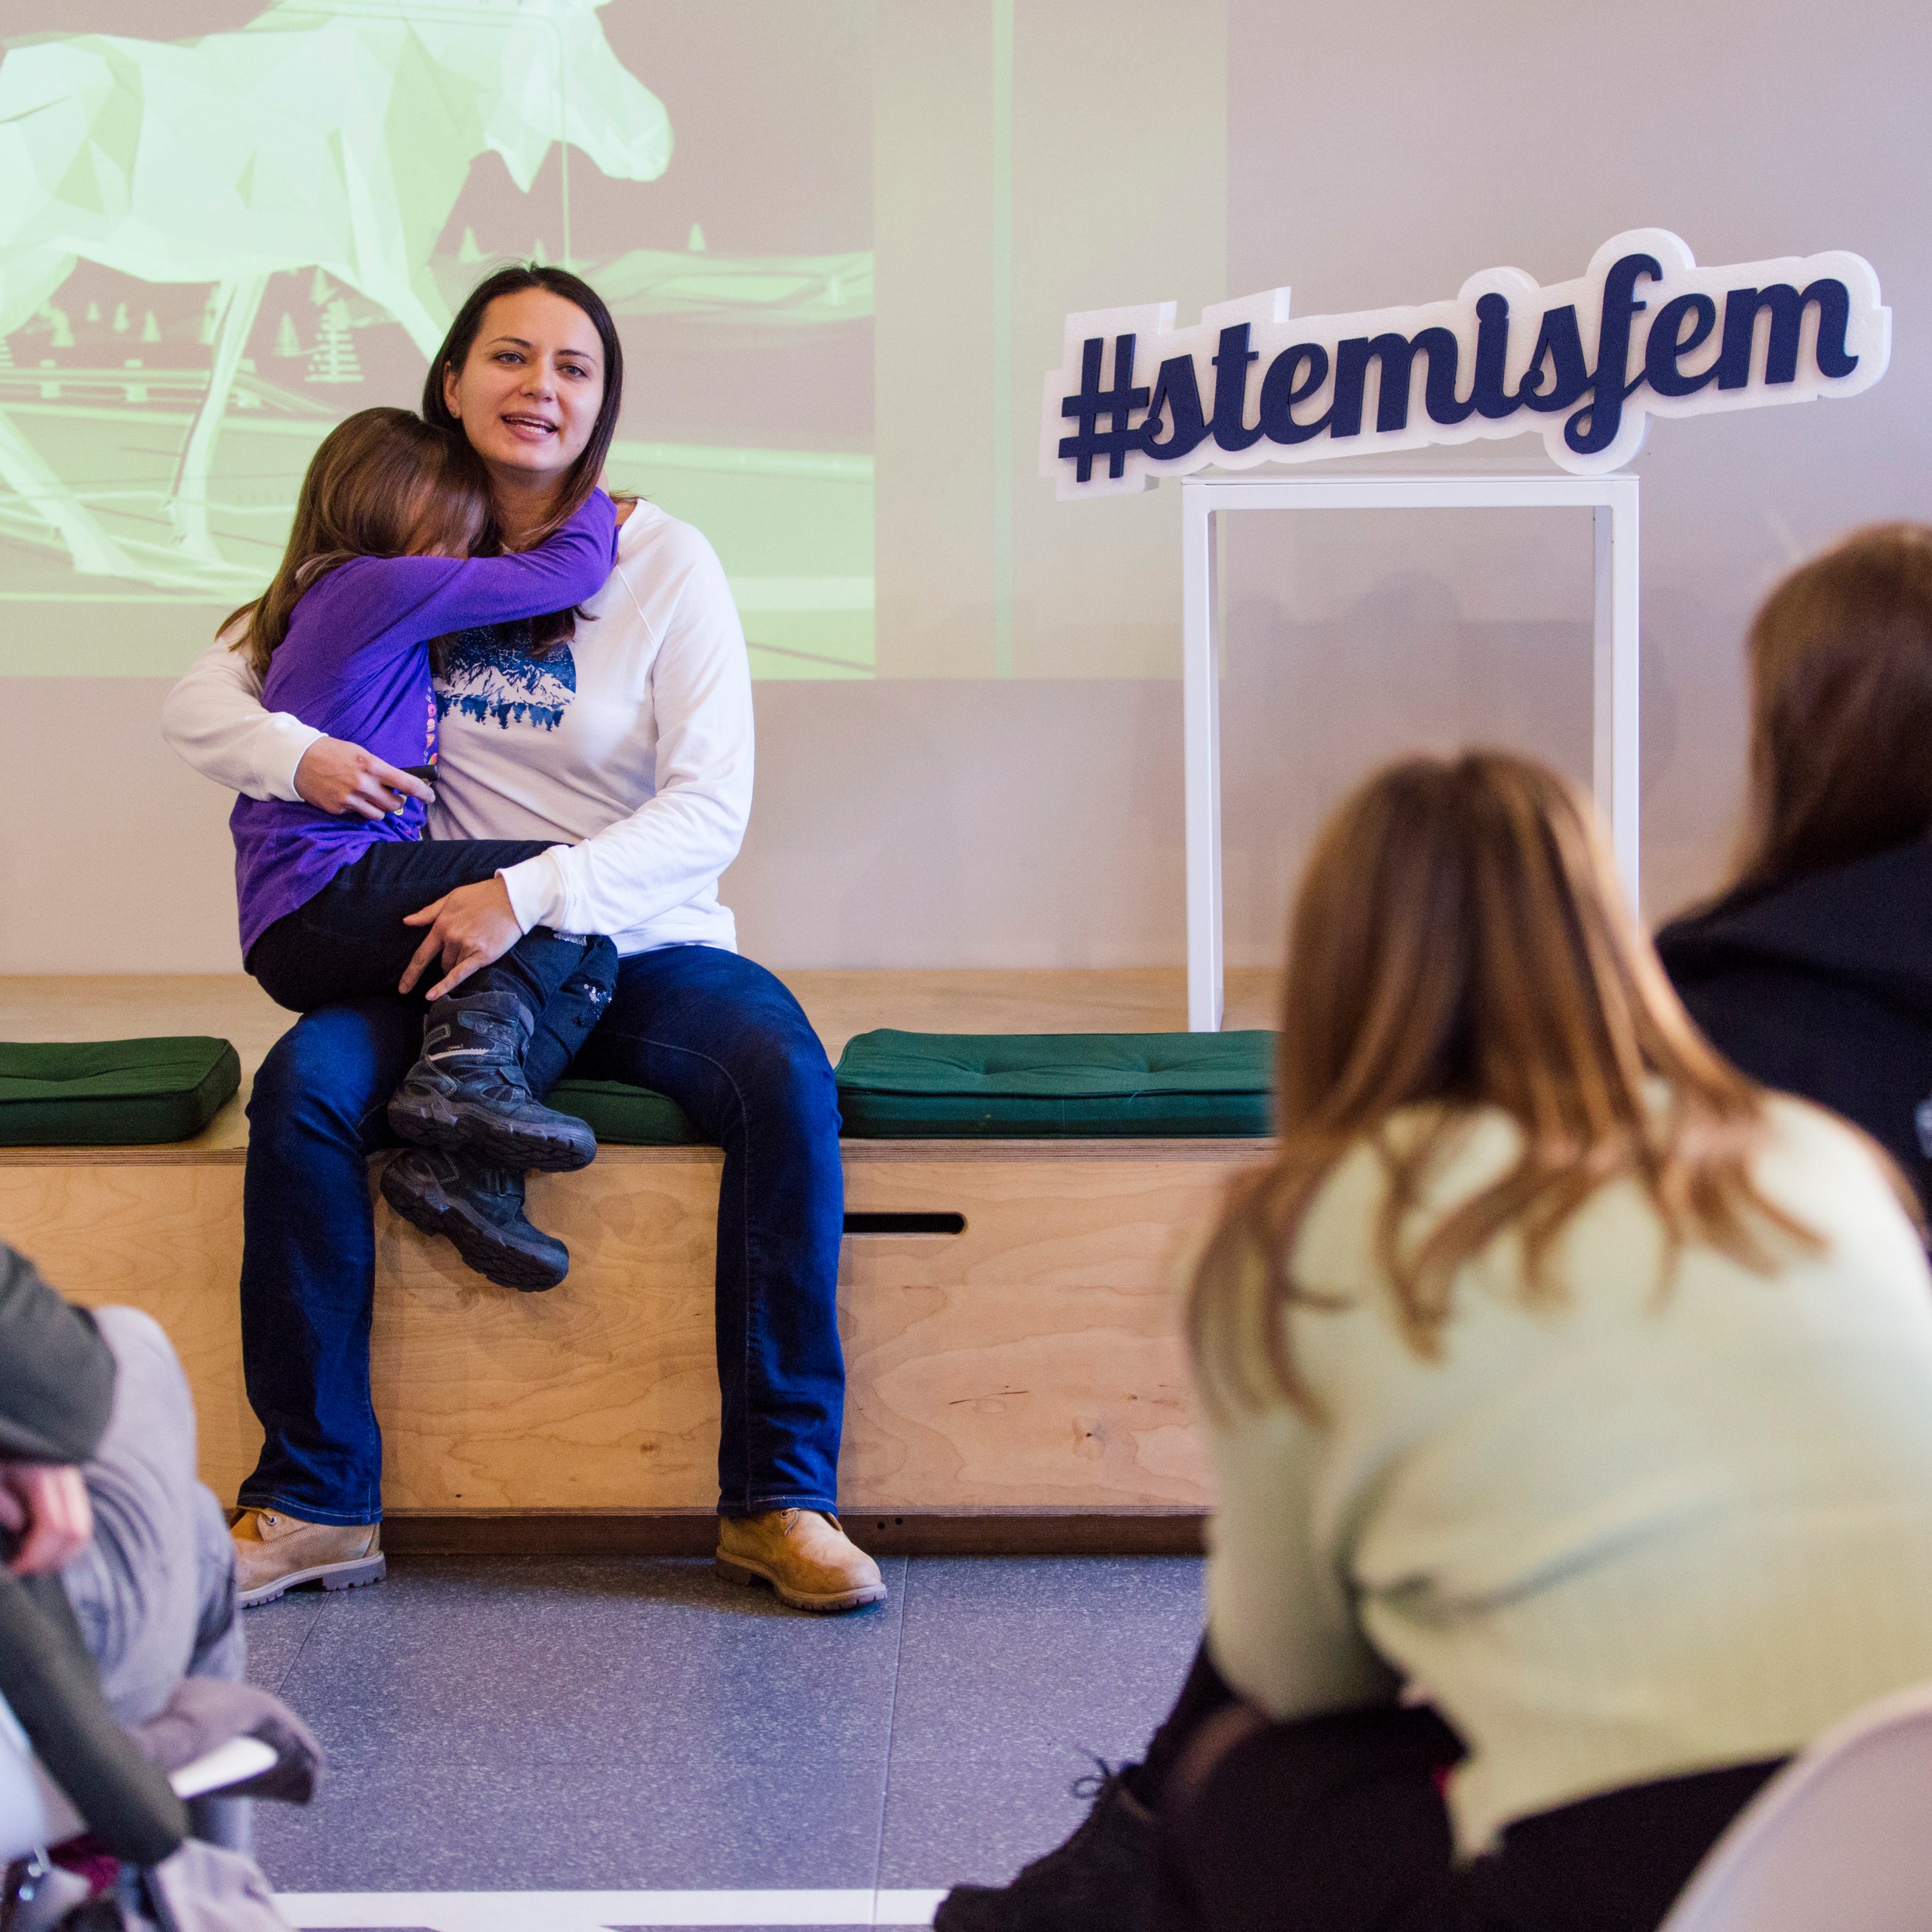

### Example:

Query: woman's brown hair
xmin=225 ymin=408 xmax=489 ymax=676
xmin=1189 ymin=751 xmax=1815 ymax=1414
xmin=421 ymin=263 xmax=624 ymax=541
xmin=421 ymin=263 xmax=626 ymax=657
xmin=1734 ymin=522 xmax=1932 ymax=891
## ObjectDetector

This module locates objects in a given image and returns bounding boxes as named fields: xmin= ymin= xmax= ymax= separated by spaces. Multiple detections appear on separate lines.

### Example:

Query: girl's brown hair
xmin=1733 ymin=522 xmax=1932 ymax=891
xmin=1189 ymin=751 xmax=1814 ymax=1414
xmin=225 ymin=408 xmax=489 ymax=676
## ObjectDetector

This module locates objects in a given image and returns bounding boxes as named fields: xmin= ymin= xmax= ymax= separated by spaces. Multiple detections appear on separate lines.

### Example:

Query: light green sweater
xmin=1201 ymin=1094 xmax=1932 ymax=1854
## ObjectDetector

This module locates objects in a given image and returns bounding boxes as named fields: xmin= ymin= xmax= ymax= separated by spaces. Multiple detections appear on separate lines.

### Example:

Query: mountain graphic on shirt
xmin=433 ymin=622 xmax=576 ymax=732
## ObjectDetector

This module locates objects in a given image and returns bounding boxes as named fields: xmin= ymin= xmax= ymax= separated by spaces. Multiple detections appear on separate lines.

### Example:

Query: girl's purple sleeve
xmin=292 ymin=491 xmax=620 ymax=670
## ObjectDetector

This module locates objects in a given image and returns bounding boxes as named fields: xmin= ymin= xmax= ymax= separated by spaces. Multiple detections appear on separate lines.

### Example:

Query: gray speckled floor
xmin=246 ymin=1553 xmax=1204 ymax=1894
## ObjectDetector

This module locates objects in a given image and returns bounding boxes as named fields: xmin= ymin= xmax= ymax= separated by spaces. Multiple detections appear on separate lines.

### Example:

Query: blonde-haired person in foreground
xmin=1140 ymin=752 xmax=1932 ymax=1932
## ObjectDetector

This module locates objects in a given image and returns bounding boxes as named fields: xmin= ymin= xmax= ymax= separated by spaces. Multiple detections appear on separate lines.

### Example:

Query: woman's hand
xmin=400 ymin=876 xmax=524 ymax=1001
xmin=0 ymin=1463 xmax=93 ymax=1577
xmin=294 ymin=738 xmax=435 ymax=820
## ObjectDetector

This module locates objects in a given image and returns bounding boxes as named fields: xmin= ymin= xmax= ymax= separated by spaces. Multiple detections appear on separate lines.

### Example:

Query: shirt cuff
xmin=498 ymin=848 xmax=571 ymax=934
xmin=263 ymin=716 xmax=327 ymax=803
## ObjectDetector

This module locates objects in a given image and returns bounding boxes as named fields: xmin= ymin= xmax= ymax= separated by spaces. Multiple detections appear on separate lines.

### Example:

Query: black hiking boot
xmin=387 ymin=989 xmax=598 ymax=1172
xmin=380 ymin=1147 xmax=570 ymax=1291
xmin=934 ymin=1764 xmax=1155 ymax=1932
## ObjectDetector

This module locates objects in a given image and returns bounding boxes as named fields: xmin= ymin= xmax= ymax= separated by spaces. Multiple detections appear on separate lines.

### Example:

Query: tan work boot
xmin=232 ymin=1508 xmax=386 ymax=1609
xmin=715 ymin=1509 xmax=886 ymax=1614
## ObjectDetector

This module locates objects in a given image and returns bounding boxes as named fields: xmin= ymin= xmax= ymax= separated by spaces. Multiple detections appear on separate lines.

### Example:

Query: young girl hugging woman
xmin=227 ymin=405 xmax=620 ymax=1291
xmin=1149 ymin=752 xmax=1932 ymax=1932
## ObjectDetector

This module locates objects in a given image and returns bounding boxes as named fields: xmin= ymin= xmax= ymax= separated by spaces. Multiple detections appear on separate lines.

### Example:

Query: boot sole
xmin=387 ymin=1094 xmax=598 ymax=1174
xmin=238 ymin=1552 xmax=386 ymax=1610
xmin=715 ymin=1551 xmax=888 ymax=1614
xmin=380 ymin=1162 xmax=569 ymax=1291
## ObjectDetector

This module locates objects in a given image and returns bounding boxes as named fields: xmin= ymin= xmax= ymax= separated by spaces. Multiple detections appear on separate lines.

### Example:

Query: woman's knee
xmin=248 ymin=1001 xmax=413 ymax=1151
xmin=737 ymin=1017 xmax=840 ymax=1140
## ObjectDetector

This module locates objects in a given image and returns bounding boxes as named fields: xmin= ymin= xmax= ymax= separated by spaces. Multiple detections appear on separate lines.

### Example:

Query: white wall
xmin=1217 ymin=0 xmax=1932 ymax=949
xmin=5 ymin=0 xmax=1930 ymax=975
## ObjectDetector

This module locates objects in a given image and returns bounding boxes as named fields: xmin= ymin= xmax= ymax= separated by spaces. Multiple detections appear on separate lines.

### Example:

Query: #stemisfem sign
xmin=1040 ymin=229 xmax=1888 ymax=494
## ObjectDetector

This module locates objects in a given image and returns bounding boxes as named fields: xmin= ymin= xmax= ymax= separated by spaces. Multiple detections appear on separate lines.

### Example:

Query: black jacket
xmin=1655 ymin=841 xmax=1932 ymax=1214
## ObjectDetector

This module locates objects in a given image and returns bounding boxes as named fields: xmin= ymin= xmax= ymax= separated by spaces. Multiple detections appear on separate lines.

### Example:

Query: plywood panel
xmin=0 ymin=1134 xmax=1258 ymax=1513
xmin=0 ymin=1161 xmax=258 ymax=1497
xmin=369 ymin=1152 xmax=727 ymax=1510
xmin=838 ymin=1149 xmax=1245 ymax=1509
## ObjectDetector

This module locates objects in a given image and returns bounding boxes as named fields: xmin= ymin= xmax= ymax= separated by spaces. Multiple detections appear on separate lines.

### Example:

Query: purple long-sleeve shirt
xmin=229 ymin=491 xmax=618 ymax=955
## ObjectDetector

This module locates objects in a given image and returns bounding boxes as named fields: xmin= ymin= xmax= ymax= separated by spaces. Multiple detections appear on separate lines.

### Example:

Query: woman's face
xmin=441 ymin=288 xmax=605 ymax=488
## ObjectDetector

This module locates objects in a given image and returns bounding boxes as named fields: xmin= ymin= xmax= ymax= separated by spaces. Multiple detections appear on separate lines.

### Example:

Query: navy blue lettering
xmin=1565 ymin=251 xmax=1662 ymax=457
xmin=1057 ymin=333 xmax=1149 ymax=481
xmin=1258 ymin=343 xmax=1331 ymax=444
xmin=1331 ymin=329 xmax=1470 ymax=436
xmin=1138 ymin=352 xmax=1209 ymax=460
xmin=1716 ymin=279 xmax=1858 ymax=389
xmin=1644 ymin=292 xmax=1718 ymax=397
xmin=1417 ymin=327 xmax=1476 ymax=426
xmin=1472 ymin=293 xmax=1519 ymax=420
xmin=1515 ymin=306 xmax=1591 ymax=414
xmin=1211 ymin=325 xmax=1263 ymax=451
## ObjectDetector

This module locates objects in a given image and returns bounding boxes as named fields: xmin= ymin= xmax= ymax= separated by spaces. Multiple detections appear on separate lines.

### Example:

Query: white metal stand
xmin=1180 ymin=470 xmax=1640 ymax=1031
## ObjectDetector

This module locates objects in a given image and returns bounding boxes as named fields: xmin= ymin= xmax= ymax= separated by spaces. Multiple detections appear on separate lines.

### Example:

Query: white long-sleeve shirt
xmin=161 ymin=502 xmax=753 ymax=956
xmin=1202 ymin=1094 xmax=1932 ymax=1856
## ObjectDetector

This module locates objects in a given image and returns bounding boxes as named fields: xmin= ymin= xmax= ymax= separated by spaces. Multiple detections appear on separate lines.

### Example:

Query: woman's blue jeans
xmin=236 ymin=943 xmax=846 ymax=1525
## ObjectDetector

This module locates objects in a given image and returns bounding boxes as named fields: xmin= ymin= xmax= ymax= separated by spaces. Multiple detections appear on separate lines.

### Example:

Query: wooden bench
xmin=0 ymin=972 xmax=1277 ymax=1553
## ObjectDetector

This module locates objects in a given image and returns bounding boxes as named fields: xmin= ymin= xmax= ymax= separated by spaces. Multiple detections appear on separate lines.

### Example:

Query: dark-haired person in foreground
xmin=163 ymin=265 xmax=880 ymax=1616
xmin=1655 ymin=521 xmax=1932 ymax=1214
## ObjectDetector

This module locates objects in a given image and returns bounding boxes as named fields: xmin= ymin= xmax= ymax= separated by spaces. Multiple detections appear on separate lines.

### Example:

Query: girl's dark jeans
xmin=245 ymin=837 xmax=616 ymax=1029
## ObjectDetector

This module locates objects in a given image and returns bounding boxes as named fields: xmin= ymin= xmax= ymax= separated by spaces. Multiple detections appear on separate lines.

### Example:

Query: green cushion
xmin=0 ymin=1038 xmax=242 ymax=1147
xmin=548 ymin=1076 xmax=701 ymax=1146
xmin=832 ymin=1029 xmax=1276 ymax=1137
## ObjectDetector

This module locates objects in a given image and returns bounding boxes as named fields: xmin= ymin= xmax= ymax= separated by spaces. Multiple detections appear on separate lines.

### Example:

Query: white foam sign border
xmin=1039 ymin=229 xmax=1888 ymax=494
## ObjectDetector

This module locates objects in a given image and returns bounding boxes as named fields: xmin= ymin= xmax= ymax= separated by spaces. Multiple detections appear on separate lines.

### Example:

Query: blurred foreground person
xmin=1153 ymin=753 xmax=1932 ymax=1932
xmin=0 ymin=1247 xmax=246 ymax=1798
xmin=0 ymin=1245 xmax=320 ymax=1925
xmin=1657 ymin=522 xmax=1932 ymax=1213
xmin=943 ymin=753 xmax=1932 ymax=1932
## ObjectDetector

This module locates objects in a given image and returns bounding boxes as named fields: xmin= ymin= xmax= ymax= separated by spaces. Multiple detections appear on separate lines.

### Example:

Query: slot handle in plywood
xmin=842 ymin=1211 xmax=966 ymax=1236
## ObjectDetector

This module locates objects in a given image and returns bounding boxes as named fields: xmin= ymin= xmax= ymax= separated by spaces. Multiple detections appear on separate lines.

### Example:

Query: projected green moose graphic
xmin=0 ymin=0 xmax=672 ymax=586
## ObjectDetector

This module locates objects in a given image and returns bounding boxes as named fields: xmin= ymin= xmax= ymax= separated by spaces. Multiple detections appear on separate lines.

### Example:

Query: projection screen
xmin=0 ymin=0 xmax=876 ymax=680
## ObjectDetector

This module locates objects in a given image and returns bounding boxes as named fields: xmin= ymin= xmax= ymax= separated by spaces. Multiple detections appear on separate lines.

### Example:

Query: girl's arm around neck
xmin=281 ymin=489 xmax=622 ymax=675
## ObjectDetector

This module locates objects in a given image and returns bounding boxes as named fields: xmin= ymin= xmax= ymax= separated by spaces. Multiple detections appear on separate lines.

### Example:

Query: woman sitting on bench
xmin=162 ymin=263 xmax=881 ymax=1619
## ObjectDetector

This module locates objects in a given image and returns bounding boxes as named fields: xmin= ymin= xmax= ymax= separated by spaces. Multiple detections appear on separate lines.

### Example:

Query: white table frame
xmin=1180 ymin=470 xmax=1640 ymax=1031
